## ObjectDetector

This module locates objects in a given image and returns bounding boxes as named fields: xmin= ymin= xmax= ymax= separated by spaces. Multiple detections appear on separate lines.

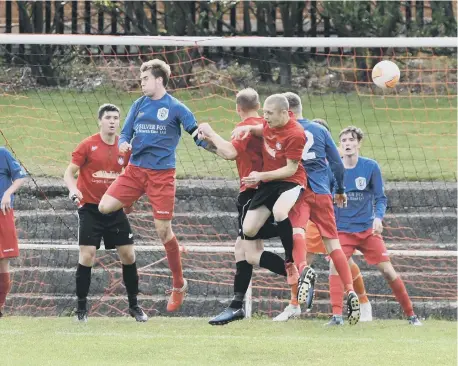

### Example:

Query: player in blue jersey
xmin=282 ymin=93 xmax=360 ymax=324
xmin=0 ymin=148 xmax=27 ymax=318
xmin=327 ymin=126 xmax=422 ymax=326
xmin=98 ymin=59 xmax=209 ymax=312
xmin=276 ymin=117 xmax=372 ymax=321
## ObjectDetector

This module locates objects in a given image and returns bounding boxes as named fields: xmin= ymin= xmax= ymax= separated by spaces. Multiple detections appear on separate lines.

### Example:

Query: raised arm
xmin=177 ymin=103 xmax=207 ymax=148
xmin=231 ymin=124 xmax=263 ymax=140
xmin=199 ymin=123 xmax=238 ymax=160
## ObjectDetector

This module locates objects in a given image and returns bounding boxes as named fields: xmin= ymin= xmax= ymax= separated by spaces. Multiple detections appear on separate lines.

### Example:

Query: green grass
xmin=0 ymin=90 xmax=455 ymax=180
xmin=1 ymin=317 xmax=456 ymax=366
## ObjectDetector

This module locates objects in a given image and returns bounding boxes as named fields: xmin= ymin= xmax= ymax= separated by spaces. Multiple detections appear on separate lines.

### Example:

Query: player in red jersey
xmin=232 ymin=94 xmax=307 ymax=291
xmin=0 ymin=148 xmax=27 ymax=318
xmin=197 ymin=88 xmax=291 ymax=325
xmin=63 ymin=104 xmax=147 ymax=322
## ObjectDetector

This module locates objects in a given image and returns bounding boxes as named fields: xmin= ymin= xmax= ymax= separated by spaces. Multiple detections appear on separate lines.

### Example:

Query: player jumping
xmin=198 ymin=88 xmax=297 ymax=325
xmin=64 ymin=104 xmax=147 ymax=322
xmin=327 ymin=126 xmax=421 ymax=326
xmin=276 ymin=116 xmax=372 ymax=322
xmin=98 ymin=60 xmax=209 ymax=312
xmin=0 ymin=148 xmax=27 ymax=318
xmin=231 ymin=94 xmax=310 ymax=304
xmin=278 ymin=93 xmax=360 ymax=325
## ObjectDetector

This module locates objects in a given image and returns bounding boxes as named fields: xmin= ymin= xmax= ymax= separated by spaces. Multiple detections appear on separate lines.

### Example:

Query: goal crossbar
xmin=0 ymin=34 xmax=456 ymax=48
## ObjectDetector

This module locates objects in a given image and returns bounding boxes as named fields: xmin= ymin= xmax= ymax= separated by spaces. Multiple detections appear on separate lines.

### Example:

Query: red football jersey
xmin=261 ymin=116 xmax=306 ymax=186
xmin=231 ymin=117 xmax=264 ymax=192
xmin=71 ymin=133 xmax=130 ymax=205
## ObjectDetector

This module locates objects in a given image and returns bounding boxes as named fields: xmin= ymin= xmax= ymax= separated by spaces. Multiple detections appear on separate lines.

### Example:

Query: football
xmin=372 ymin=60 xmax=401 ymax=89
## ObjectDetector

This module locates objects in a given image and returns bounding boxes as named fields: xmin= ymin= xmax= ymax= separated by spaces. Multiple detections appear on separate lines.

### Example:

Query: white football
xmin=372 ymin=60 xmax=401 ymax=89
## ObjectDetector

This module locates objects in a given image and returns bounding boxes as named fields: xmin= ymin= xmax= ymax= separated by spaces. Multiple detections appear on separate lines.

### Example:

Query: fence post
xmin=84 ymin=1 xmax=91 ymax=34
xmin=111 ymin=1 xmax=118 ymax=54
xmin=5 ymin=0 xmax=12 ymax=63
xmin=71 ymin=1 xmax=78 ymax=34
xmin=55 ymin=1 xmax=64 ymax=34
xmin=230 ymin=5 xmax=236 ymax=53
xmin=310 ymin=0 xmax=317 ymax=54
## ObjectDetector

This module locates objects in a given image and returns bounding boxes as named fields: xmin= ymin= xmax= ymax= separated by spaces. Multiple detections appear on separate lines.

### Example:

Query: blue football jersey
xmin=119 ymin=93 xmax=206 ymax=170
xmin=0 ymin=147 xmax=27 ymax=208
xmin=297 ymin=119 xmax=344 ymax=194
xmin=334 ymin=157 xmax=387 ymax=233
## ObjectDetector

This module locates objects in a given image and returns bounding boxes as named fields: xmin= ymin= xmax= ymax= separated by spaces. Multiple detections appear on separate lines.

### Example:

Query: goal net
xmin=0 ymin=35 xmax=456 ymax=319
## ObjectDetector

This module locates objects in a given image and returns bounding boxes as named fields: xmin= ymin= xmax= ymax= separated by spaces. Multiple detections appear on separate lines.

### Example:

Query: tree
xmin=15 ymin=1 xmax=77 ymax=86
xmin=320 ymin=1 xmax=403 ymax=81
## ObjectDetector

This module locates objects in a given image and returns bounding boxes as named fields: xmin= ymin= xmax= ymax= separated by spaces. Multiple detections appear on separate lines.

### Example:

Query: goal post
xmin=0 ymin=34 xmax=456 ymax=319
xmin=0 ymin=34 xmax=457 ymax=47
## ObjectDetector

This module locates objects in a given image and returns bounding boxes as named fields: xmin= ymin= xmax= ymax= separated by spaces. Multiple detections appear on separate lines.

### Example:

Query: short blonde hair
xmin=264 ymin=94 xmax=289 ymax=111
xmin=339 ymin=126 xmax=364 ymax=141
xmin=283 ymin=92 xmax=302 ymax=115
xmin=236 ymin=88 xmax=260 ymax=112
xmin=140 ymin=59 xmax=171 ymax=87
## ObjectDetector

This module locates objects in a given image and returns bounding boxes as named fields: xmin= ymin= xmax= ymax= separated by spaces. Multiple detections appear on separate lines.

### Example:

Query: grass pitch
xmin=0 ymin=90 xmax=455 ymax=180
xmin=1 ymin=317 xmax=456 ymax=366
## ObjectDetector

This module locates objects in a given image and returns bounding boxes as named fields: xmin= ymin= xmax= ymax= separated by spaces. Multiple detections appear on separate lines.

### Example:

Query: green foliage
xmin=320 ymin=1 xmax=403 ymax=37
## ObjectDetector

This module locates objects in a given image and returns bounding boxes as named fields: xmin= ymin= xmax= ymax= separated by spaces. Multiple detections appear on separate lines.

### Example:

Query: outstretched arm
xmin=199 ymin=123 xmax=238 ymax=160
xmin=232 ymin=124 xmax=263 ymax=140
xmin=178 ymin=103 xmax=208 ymax=148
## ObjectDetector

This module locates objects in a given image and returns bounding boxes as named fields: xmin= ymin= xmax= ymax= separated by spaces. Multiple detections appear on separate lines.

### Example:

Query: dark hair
xmin=339 ymin=126 xmax=364 ymax=142
xmin=312 ymin=118 xmax=330 ymax=132
xmin=98 ymin=104 xmax=120 ymax=120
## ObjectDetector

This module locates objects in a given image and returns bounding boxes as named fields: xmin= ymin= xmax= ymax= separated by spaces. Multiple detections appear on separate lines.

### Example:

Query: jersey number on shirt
xmin=302 ymin=130 xmax=316 ymax=160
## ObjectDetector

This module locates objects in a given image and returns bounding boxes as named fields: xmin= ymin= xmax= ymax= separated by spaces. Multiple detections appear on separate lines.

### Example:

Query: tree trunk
xmin=278 ymin=2 xmax=294 ymax=86
xmin=256 ymin=3 xmax=272 ymax=83
xmin=416 ymin=0 xmax=424 ymax=27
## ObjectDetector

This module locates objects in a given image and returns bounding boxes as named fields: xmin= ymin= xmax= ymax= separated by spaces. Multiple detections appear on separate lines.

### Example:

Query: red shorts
xmin=0 ymin=210 xmax=19 ymax=259
xmin=289 ymin=188 xmax=338 ymax=239
xmin=106 ymin=165 xmax=176 ymax=220
xmin=305 ymin=221 xmax=327 ymax=254
xmin=339 ymin=228 xmax=390 ymax=265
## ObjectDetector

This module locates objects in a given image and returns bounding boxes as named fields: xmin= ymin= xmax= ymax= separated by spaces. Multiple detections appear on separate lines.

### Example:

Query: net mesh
xmin=0 ymin=42 xmax=456 ymax=319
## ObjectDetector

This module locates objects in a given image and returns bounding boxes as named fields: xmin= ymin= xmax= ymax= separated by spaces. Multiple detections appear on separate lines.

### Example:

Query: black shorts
xmin=248 ymin=181 xmax=302 ymax=212
xmin=237 ymin=189 xmax=275 ymax=240
xmin=78 ymin=204 xmax=134 ymax=250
